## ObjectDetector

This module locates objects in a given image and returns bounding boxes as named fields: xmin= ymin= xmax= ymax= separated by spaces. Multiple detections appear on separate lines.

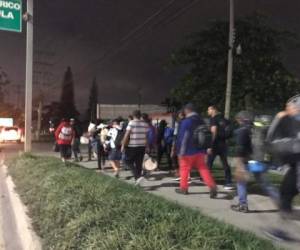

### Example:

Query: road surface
xmin=0 ymin=142 xmax=49 ymax=250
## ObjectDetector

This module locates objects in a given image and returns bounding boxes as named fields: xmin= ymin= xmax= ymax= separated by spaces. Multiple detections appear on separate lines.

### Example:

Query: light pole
xmin=224 ymin=0 xmax=234 ymax=119
xmin=24 ymin=0 xmax=33 ymax=152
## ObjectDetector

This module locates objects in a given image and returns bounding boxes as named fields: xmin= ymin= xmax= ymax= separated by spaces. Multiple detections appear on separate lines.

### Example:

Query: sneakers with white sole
xmin=135 ymin=177 xmax=145 ymax=186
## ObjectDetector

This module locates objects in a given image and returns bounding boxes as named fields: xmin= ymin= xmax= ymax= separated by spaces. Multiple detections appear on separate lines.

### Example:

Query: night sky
xmin=0 ymin=0 xmax=300 ymax=112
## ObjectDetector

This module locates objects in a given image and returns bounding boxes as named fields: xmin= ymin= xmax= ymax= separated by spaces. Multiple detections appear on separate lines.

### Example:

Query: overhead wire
xmin=77 ymin=0 xmax=202 ymax=76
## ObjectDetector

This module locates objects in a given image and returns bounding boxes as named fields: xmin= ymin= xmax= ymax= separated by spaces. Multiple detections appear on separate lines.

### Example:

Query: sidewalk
xmin=77 ymin=159 xmax=300 ymax=250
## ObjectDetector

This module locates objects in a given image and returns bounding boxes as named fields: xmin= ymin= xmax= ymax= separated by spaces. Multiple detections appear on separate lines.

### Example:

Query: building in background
xmin=97 ymin=104 xmax=172 ymax=124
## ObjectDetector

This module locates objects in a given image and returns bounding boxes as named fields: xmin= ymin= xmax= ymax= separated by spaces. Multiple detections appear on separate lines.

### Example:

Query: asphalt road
xmin=0 ymin=142 xmax=24 ymax=250
xmin=0 ymin=142 xmax=53 ymax=250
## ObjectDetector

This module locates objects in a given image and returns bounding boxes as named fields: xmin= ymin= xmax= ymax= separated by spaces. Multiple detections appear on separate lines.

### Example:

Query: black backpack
xmin=217 ymin=118 xmax=233 ymax=140
xmin=114 ymin=129 xmax=125 ymax=149
xmin=193 ymin=124 xmax=212 ymax=150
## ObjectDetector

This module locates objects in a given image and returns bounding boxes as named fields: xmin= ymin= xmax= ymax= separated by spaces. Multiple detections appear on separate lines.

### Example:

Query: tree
xmin=169 ymin=14 xmax=300 ymax=114
xmin=0 ymin=67 xmax=10 ymax=104
xmin=59 ymin=67 xmax=79 ymax=119
xmin=43 ymin=101 xmax=61 ymax=127
xmin=86 ymin=77 xmax=98 ymax=122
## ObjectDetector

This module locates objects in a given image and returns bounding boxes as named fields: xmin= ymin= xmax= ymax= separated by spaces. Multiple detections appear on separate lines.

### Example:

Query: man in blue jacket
xmin=175 ymin=103 xmax=217 ymax=198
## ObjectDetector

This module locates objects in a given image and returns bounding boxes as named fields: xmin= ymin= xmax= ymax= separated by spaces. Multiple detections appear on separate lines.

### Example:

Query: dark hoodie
xmin=234 ymin=122 xmax=253 ymax=158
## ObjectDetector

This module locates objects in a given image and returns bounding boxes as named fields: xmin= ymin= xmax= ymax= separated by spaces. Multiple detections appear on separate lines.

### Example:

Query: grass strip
xmin=8 ymin=154 xmax=278 ymax=250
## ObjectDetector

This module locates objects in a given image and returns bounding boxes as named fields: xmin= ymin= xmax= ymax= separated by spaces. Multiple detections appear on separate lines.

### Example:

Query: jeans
xmin=237 ymin=181 xmax=247 ymax=205
xmin=125 ymin=147 xmax=146 ymax=180
xmin=207 ymin=144 xmax=232 ymax=185
xmin=254 ymin=173 xmax=279 ymax=204
xmin=237 ymin=172 xmax=279 ymax=206
xmin=179 ymin=153 xmax=216 ymax=190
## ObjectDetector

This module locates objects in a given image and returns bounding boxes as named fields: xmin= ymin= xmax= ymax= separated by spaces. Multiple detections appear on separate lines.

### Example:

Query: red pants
xmin=179 ymin=153 xmax=216 ymax=190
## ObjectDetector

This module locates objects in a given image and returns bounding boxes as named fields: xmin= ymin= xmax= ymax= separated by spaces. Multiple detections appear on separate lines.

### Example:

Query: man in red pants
xmin=175 ymin=103 xmax=217 ymax=198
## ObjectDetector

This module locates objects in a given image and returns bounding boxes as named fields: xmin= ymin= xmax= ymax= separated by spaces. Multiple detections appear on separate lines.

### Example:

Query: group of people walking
xmin=53 ymin=94 xmax=300 ymax=240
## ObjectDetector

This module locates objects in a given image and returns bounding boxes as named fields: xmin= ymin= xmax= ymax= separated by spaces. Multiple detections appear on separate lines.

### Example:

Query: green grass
xmin=8 ymin=154 xmax=278 ymax=250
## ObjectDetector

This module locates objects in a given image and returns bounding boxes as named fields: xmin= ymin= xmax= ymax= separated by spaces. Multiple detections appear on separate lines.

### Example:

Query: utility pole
xmin=224 ymin=0 xmax=234 ymax=119
xmin=24 ymin=0 xmax=33 ymax=152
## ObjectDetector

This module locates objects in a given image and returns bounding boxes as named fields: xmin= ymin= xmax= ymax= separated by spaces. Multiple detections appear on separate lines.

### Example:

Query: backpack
xmin=217 ymin=118 xmax=233 ymax=140
xmin=193 ymin=124 xmax=212 ymax=150
xmin=163 ymin=127 xmax=174 ymax=145
xmin=114 ymin=128 xmax=125 ymax=149
xmin=59 ymin=126 xmax=73 ymax=141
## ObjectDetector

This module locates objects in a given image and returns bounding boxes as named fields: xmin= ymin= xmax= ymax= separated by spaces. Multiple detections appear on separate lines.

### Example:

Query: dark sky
xmin=1 ymin=0 xmax=300 ymax=112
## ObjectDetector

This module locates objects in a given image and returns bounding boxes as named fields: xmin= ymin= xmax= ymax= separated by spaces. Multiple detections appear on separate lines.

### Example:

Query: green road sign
xmin=0 ymin=0 xmax=22 ymax=32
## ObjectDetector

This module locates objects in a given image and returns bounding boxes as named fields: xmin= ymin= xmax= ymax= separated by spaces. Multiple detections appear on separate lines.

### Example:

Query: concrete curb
xmin=2 ymin=165 xmax=42 ymax=250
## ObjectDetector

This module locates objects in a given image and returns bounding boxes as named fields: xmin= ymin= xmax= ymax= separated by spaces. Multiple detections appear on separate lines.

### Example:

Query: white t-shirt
xmin=106 ymin=126 xmax=121 ymax=149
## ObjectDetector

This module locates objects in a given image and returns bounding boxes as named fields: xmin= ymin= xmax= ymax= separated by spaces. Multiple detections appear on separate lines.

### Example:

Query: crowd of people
xmin=53 ymin=94 xmax=300 ymax=241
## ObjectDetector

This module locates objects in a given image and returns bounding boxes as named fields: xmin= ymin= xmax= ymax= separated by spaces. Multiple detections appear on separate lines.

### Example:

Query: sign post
xmin=24 ymin=0 xmax=33 ymax=152
xmin=0 ymin=0 xmax=22 ymax=32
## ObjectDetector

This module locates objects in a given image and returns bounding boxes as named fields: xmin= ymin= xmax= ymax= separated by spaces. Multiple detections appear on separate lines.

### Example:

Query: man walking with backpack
xmin=175 ymin=103 xmax=217 ymax=198
xmin=263 ymin=95 xmax=300 ymax=241
xmin=207 ymin=105 xmax=234 ymax=190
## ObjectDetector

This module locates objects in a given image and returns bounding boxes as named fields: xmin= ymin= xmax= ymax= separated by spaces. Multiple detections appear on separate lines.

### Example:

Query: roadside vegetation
xmin=9 ymin=154 xmax=278 ymax=250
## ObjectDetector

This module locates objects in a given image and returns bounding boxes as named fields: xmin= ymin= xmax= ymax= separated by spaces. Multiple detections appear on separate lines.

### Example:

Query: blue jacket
xmin=176 ymin=113 xmax=206 ymax=156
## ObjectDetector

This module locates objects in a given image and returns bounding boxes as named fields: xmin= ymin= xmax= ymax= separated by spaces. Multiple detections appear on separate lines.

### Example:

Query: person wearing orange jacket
xmin=55 ymin=119 xmax=75 ymax=163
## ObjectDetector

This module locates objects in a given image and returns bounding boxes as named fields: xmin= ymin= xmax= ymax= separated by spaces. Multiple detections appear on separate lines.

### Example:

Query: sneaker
xmin=209 ymin=187 xmax=218 ymax=199
xmin=264 ymin=229 xmax=294 ymax=242
xmin=114 ymin=171 xmax=120 ymax=179
xmin=175 ymin=188 xmax=188 ymax=195
xmin=135 ymin=177 xmax=144 ymax=186
xmin=231 ymin=203 xmax=249 ymax=213
xmin=223 ymin=184 xmax=235 ymax=190
xmin=172 ymin=177 xmax=181 ymax=182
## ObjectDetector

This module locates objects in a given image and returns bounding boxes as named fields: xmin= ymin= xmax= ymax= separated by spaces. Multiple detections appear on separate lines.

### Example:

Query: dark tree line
xmin=169 ymin=14 xmax=300 ymax=114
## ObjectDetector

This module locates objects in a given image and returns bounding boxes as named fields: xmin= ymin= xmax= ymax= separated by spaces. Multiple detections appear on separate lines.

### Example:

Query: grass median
xmin=8 ymin=154 xmax=277 ymax=250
